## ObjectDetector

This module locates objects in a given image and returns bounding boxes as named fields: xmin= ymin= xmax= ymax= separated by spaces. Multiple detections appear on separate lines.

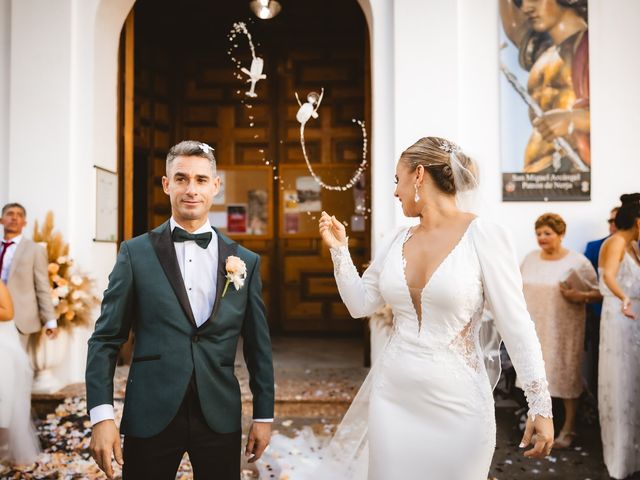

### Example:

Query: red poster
xmin=227 ymin=205 xmax=247 ymax=233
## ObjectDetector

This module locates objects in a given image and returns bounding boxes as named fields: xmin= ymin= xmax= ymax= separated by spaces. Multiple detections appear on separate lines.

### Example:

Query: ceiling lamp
xmin=250 ymin=0 xmax=282 ymax=20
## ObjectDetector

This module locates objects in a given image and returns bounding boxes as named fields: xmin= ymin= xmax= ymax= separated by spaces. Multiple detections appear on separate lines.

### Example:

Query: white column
xmin=70 ymin=0 xmax=134 ymax=293
xmin=392 ymin=0 xmax=460 ymax=229
xmin=359 ymin=0 xmax=398 ymax=251
xmin=394 ymin=0 xmax=460 ymax=147
xmin=7 ymin=0 xmax=135 ymax=387
xmin=60 ymin=0 xmax=134 ymax=386
xmin=9 ymin=0 xmax=73 ymax=233
xmin=7 ymin=0 xmax=134 ymax=287
xmin=456 ymin=0 xmax=501 ymax=219
xmin=589 ymin=0 xmax=640 ymax=202
xmin=0 ymin=0 xmax=9 ymax=208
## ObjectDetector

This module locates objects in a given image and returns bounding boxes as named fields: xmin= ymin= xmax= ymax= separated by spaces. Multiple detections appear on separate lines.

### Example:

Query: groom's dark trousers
xmin=86 ymin=221 xmax=274 ymax=480
xmin=123 ymin=377 xmax=240 ymax=479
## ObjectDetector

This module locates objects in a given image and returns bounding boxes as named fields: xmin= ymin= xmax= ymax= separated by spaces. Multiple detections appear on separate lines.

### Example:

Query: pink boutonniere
xmin=222 ymin=256 xmax=247 ymax=297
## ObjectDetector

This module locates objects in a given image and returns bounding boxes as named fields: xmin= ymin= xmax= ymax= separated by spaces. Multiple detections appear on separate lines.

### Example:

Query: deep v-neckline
xmin=401 ymin=217 xmax=478 ymax=331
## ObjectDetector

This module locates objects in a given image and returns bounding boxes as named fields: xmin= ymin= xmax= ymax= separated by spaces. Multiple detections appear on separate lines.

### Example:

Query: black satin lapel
xmin=203 ymin=231 xmax=238 ymax=327
xmin=149 ymin=223 xmax=197 ymax=327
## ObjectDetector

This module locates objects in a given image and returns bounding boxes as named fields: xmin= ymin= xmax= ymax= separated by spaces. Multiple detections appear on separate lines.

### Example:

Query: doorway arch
xmin=93 ymin=0 xmax=395 ymax=333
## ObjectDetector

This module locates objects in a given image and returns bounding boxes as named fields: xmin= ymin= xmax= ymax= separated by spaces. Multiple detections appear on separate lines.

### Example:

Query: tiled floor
xmin=270 ymin=336 xmax=365 ymax=369
xmin=245 ymin=337 xmax=636 ymax=479
xmin=5 ymin=336 xmax=638 ymax=479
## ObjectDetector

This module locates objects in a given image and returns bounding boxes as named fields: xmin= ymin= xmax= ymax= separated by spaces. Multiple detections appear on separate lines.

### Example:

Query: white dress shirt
xmin=170 ymin=218 xmax=218 ymax=327
xmin=90 ymin=218 xmax=272 ymax=425
xmin=1 ymin=234 xmax=57 ymax=329
xmin=0 ymin=234 xmax=19 ymax=283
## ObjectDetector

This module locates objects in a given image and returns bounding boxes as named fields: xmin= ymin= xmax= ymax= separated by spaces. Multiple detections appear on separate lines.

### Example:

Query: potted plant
xmin=29 ymin=212 xmax=98 ymax=393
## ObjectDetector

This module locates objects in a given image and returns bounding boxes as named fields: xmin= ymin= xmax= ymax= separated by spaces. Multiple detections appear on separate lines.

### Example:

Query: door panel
xmin=122 ymin=0 xmax=369 ymax=334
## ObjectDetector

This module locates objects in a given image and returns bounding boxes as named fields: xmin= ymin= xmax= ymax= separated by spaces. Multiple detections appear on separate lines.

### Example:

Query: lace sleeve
xmin=329 ymin=230 xmax=401 ymax=320
xmin=472 ymin=219 xmax=552 ymax=419
xmin=524 ymin=379 xmax=553 ymax=419
xmin=330 ymin=244 xmax=359 ymax=280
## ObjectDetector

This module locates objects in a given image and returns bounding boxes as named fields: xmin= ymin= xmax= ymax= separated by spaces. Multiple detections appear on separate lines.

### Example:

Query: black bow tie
xmin=171 ymin=226 xmax=213 ymax=249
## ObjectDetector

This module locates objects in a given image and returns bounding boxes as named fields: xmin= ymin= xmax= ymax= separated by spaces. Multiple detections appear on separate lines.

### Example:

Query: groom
xmin=86 ymin=140 xmax=274 ymax=479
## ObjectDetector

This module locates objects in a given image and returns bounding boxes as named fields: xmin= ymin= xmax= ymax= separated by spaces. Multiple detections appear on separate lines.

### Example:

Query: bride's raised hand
xmin=319 ymin=211 xmax=347 ymax=249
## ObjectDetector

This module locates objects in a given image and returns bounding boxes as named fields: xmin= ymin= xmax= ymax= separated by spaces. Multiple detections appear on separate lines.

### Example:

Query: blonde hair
xmin=400 ymin=137 xmax=477 ymax=194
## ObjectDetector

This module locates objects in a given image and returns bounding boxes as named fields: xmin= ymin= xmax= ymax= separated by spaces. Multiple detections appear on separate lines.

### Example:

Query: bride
xmin=0 ymin=281 xmax=40 ymax=467
xmin=317 ymin=137 xmax=554 ymax=479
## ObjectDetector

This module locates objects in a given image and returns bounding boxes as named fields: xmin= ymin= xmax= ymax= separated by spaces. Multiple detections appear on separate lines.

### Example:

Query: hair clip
xmin=438 ymin=141 xmax=459 ymax=154
xmin=199 ymin=142 xmax=214 ymax=154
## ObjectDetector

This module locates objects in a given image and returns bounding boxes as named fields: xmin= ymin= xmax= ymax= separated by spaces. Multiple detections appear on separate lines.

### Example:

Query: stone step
xmin=33 ymin=365 xmax=368 ymax=420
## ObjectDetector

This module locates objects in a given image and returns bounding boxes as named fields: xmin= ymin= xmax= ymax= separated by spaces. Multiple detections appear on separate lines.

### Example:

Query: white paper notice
xmin=209 ymin=211 xmax=228 ymax=229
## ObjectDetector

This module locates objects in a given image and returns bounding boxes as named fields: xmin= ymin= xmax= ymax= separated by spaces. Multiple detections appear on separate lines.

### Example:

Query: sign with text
xmin=499 ymin=0 xmax=590 ymax=201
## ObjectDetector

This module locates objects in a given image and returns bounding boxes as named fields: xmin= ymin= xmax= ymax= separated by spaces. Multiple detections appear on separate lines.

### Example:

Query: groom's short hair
xmin=166 ymin=140 xmax=216 ymax=176
xmin=2 ymin=202 xmax=26 ymax=216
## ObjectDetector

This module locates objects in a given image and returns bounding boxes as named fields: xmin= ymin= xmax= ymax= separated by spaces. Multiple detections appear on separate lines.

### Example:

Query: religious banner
xmin=499 ymin=0 xmax=590 ymax=201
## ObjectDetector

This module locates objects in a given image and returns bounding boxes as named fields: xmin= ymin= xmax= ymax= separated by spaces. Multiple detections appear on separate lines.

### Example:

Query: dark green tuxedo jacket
xmin=86 ymin=221 xmax=274 ymax=438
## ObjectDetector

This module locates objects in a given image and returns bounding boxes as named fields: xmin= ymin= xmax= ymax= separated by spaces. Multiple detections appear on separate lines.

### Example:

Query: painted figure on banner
xmin=499 ymin=0 xmax=590 ymax=201
xmin=501 ymin=0 xmax=589 ymax=173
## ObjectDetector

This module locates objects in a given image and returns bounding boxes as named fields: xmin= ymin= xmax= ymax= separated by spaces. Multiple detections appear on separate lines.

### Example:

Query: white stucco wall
xmin=0 ymin=0 xmax=9 ymax=206
xmin=4 ymin=0 xmax=134 ymax=385
xmin=9 ymin=0 xmax=73 ymax=234
xmin=357 ymin=0 xmax=396 ymax=252
xmin=390 ymin=0 xmax=640 ymax=259
xmin=1 ymin=0 xmax=639 ymax=384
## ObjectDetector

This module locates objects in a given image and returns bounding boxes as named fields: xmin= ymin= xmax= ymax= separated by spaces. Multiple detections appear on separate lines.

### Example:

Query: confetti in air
xmin=227 ymin=20 xmax=272 ymax=170
xmin=295 ymin=88 xmax=368 ymax=191
xmin=228 ymin=22 xmax=266 ymax=99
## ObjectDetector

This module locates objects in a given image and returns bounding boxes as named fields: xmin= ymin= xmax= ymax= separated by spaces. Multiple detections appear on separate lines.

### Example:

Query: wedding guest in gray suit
xmin=0 ymin=203 xmax=57 ymax=349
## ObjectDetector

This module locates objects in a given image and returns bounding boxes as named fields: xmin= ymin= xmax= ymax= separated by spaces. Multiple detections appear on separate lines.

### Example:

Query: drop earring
xmin=414 ymin=184 xmax=420 ymax=202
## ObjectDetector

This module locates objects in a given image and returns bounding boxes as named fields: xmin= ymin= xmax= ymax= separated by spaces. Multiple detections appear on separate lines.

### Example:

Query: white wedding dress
xmin=0 ymin=319 xmax=40 ymax=466
xmin=311 ymin=217 xmax=552 ymax=480
xmin=598 ymin=252 xmax=640 ymax=479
